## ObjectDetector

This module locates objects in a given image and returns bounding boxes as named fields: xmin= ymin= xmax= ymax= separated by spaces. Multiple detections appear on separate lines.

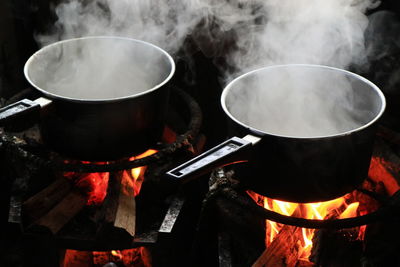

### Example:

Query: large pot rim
xmin=221 ymin=64 xmax=386 ymax=140
xmin=24 ymin=36 xmax=176 ymax=103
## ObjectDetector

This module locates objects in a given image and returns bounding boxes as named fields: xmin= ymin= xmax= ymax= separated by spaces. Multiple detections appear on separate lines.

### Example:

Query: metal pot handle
xmin=0 ymin=97 xmax=52 ymax=128
xmin=166 ymin=134 xmax=261 ymax=183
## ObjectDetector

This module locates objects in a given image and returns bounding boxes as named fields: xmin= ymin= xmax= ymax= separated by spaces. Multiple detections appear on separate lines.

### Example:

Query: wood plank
xmin=23 ymin=177 xmax=72 ymax=222
xmin=34 ymin=190 xmax=87 ymax=234
xmin=253 ymin=208 xmax=303 ymax=267
xmin=96 ymin=171 xmax=136 ymax=237
xmin=114 ymin=190 xmax=136 ymax=237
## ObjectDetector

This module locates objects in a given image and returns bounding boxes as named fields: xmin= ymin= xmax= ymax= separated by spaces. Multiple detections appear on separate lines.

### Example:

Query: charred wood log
xmin=209 ymin=169 xmax=265 ymax=266
xmin=252 ymin=208 xmax=303 ymax=267
xmin=309 ymin=227 xmax=363 ymax=267
xmin=253 ymin=224 xmax=303 ymax=267
xmin=33 ymin=190 xmax=87 ymax=234
xmin=114 ymin=187 xmax=136 ymax=237
xmin=370 ymin=138 xmax=400 ymax=195
xmin=95 ymin=172 xmax=136 ymax=241
xmin=23 ymin=177 xmax=72 ymax=223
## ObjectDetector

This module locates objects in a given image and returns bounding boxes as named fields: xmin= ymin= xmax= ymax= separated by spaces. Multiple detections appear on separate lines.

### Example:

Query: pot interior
xmin=223 ymin=65 xmax=385 ymax=138
xmin=25 ymin=37 xmax=174 ymax=101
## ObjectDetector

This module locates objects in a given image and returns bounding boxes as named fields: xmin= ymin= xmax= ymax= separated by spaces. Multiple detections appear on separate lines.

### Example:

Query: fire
xmin=63 ymin=248 xmax=151 ymax=267
xmin=125 ymin=149 xmax=158 ymax=196
xmin=249 ymin=191 xmax=362 ymax=261
xmin=64 ymin=149 xmax=157 ymax=205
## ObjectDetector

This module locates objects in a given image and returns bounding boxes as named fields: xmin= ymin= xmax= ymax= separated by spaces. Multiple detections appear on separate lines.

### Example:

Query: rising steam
xmin=35 ymin=0 xmax=384 ymax=136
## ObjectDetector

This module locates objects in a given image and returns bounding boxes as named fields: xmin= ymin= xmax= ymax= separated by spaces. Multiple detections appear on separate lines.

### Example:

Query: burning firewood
xmin=96 ymin=171 xmax=136 ymax=238
xmin=252 ymin=207 xmax=303 ymax=267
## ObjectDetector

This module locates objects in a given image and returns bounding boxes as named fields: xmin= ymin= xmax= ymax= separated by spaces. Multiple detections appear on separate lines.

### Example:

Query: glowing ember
xmin=64 ymin=149 xmax=157 ymax=205
xmin=74 ymin=172 xmax=110 ymax=205
xmin=63 ymin=248 xmax=151 ymax=267
xmin=369 ymin=157 xmax=400 ymax=195
xmin=249 ymin=191 xmax=363 ymax=261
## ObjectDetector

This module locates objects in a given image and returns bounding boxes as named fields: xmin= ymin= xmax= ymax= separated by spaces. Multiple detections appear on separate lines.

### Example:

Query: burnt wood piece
xmin=370 ymin=138 xmax=400 ymax=195
xmin=33 ymin=190 xmax=87 ymax=234
xmin=23 ymin=177 xmax=72 ymax=222
xmin=309 ymin=227 xmax=363 ymax=267
xmin=205 ymin=169 xmax=265 ymax=266
xmin=254 ymin=226 xmax=303 ymax=267
xmin=115 ymin=174 xmax=136 ymax=237
xmin=96 ymin=171 xmax=136 ymax=239
xmin=252 ymin=208 xmax=303 ymax=267
xmin=356 ymin=178 xmax=385 ymax=215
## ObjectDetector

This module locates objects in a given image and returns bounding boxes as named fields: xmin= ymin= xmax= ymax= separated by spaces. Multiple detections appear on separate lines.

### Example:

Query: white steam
xmin=37 ymin=0 xmax=259 ymax=55
xmin=225 ymin=65 xmax=382 ymax=137
xmin=27 ymin=37 xmax=173 ymax=100
xmin=221 ymin=0 xmax=383 ymax=137
xmin=35 ymin=0 xmax=384 ymax=136
xmin=226 ymin=0 xmax=380 ymax=75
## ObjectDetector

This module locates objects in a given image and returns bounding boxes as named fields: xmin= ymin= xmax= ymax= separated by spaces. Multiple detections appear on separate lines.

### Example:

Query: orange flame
xmin=111 ymin=250 xmax=123 ymax=260
xmin=64 ymin=149 xmax=157 ymax=205
xmin=249 ymin=191 xmax=362 ymax=261
xmin=123 ymin=149 xmax=158 ymax=196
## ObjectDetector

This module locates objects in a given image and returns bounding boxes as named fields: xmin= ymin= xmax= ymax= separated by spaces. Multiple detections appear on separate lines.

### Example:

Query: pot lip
xmin=221 ymin=64 xmax=387 ymax=140
xmin=24 ymin=36 xmax=175 ymax=103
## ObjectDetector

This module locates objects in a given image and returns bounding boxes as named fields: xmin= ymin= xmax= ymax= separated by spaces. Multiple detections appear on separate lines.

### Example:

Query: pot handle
xmin=0 ymin=97 xmax=52 ymax=127
xmin=166 ymin=134 xmax=261 ymax=183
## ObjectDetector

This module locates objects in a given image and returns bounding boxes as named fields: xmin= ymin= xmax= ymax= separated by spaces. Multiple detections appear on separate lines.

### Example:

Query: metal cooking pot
xmin=0 ymin=36 xmax=175 ymax=160
xmin=167 ymin=64 xmax=386 ymax=203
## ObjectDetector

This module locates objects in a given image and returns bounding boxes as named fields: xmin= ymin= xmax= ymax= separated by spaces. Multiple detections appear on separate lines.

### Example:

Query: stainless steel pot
xmin=167 ymin=64 xmax=386 ymax=203
xmin=0 ymin=36 xmax=175 ymax=160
